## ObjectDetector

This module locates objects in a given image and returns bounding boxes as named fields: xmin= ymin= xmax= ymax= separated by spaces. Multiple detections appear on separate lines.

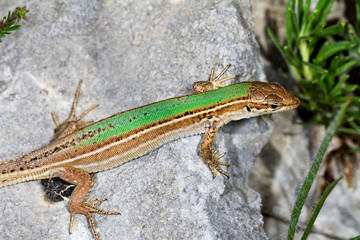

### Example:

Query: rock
xmin=0 ymin=1 xmax=269 ymax=239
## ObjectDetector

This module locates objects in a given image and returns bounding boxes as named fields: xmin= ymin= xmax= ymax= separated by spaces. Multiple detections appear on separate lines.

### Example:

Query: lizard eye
xmin=269 ymin=104 xmax=280 ymax=110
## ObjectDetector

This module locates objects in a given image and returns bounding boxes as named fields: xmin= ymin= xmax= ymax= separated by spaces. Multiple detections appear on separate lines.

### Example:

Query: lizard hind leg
xmin=50 ymin=166 xmax=120 ymax=240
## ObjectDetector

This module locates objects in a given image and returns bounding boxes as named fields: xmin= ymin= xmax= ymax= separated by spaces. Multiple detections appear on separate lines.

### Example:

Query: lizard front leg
xmin=193 ymin=64 xmax=236 ymax=93
xmin=42 ymin=81 xmax=99 ymax=202
xmin=200 ymin=118 xmax=230 ymax=178
xmin=51 ymin=81 xmax=98 ymax=139
xmin=194 ymin=65 xmax=235 ymax=178
xmin=50 ymin=167 xmax=119 ymax=240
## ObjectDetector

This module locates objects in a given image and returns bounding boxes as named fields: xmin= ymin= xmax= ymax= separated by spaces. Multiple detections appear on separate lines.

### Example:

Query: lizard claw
xmin=193 ymin=65 xmax=236 ymax=93
xmin=51 ymin=81 xmax=99 ymax=139
xmin=69 ymin=198 xmax=120 ymax=240
xmin=206 ymin=150 xmax=230 ymax=178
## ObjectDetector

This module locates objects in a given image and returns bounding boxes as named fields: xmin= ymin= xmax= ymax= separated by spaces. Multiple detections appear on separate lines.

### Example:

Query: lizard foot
xmin=206 ymin=150 xmax=230 ymax=178
xmin=193 ymin=64 xmax=236 ymax=93
xmin=51 ymin=80 xmax=99 ymax=139
xmin=69 ymin=198 xmax=120 ymax=240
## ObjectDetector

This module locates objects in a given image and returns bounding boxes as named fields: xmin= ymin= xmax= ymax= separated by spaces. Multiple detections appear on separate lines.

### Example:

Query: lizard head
xmin=247 ymin=82 xmax=300 ymax=114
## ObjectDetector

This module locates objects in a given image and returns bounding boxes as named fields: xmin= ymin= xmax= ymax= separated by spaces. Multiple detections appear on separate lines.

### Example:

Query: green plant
xmin=0 ymin=6 xmax=28 ymax=42
xmin=300 ymin=175 xmax=343 ymax=240
xmin=288 ymin=100 xmax=350 ymax=239
xmin=267 ymin=0 xmax=360 ymax=239
xmin=268 ymin=0 xmax=360 ymax=130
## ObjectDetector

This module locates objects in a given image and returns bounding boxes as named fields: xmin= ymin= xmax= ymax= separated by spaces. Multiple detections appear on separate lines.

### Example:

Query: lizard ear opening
xmin=246 ymin=106 xmax=251 ymax=112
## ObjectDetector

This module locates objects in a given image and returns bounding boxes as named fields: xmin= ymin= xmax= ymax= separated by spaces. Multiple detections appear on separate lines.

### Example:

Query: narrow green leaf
xmin=307 ymin=36 xmax=319 ymax=54
xmin=346 ymin=24 xmax=360 ymax=44
xmin=286 ymin=1 xmax=294 ymax=42
xmin=303 ymin=0 xmax=334 ymax=35
xmin=340 ymin=85 xmax=358 ymax=93
xmin=314 ymin=41 xmax=357 ymax=64
xmin=287 ymin=100 xmax=351 ymax=240
xmin=290 ymin=0 xmax=295 ymax=9
xmin=284 ymin=47 xmax=302 ymax=67
xmin=325 ymin=74 xmax=336 ymax=93
xmin=316 ymin=74 xmax=328 ymax=95
xmin=303 ymin=8 xmax=320 ymax=34
xmin=302 ymin=61 xmax=327 ymax=73
xmin=268 ymin=28 xmax=302 ymax=80
xmin=335 ymin=60 xmax=359 ymax=76
xmin=340 ymin=127 xmax=360 ymax=135
xmin=301 ymin=176 xmax=343 ymax=240
xmin=327 ymin=56 xmax=343 ymax=87
xmin=6 ymin=25 xmax=22 ymax=31
xmin=290 ymin=8 xmax=300 ymax=40
xmin=349 ymin=121 xmax=360 ymax=132
xmin=336 ymin=96 xmax=360 ymax=102
xmin=313 ymin=0 xmax=335 ymax=29
xmin=297 ymin=0 xmax=304 ymax=26
xmin=312 ymin=23 xmax=346 ymax=38
xmin=267 ymin=28 xmax=286 ymax=58
xmin=330 ymin=75 xmax=349 ymax=96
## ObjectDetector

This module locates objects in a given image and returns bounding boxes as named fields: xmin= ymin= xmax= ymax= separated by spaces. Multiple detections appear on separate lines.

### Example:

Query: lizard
xmin=0 ymin=65 xmax=300 ymax=239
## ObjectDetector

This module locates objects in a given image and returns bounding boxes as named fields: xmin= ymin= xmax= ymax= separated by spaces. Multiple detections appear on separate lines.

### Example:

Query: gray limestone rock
xmin=0 ymin=1 xmax=270 ymax=239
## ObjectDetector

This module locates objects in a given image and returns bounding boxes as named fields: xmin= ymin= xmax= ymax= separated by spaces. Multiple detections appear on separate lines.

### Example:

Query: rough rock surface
xmin=0 ymin=1 xmax=270 ymax=239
